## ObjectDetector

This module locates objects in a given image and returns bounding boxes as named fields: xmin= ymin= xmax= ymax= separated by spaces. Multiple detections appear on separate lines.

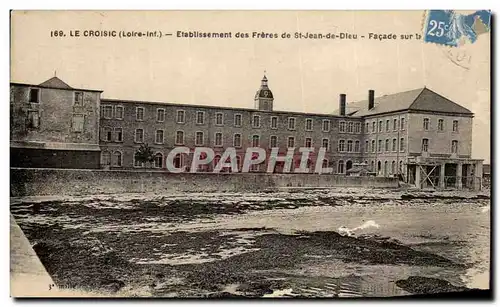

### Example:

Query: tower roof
xmin=255 ymin=74 xmax=273 ymax=99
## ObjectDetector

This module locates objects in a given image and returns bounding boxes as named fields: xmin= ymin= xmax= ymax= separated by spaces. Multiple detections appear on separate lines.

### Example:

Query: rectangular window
xmin=422 ymin=138 xmax=429 ymax=152
xmin=195 ymin=131 xmax=204 ymax=145
xmin=233 ymin=134 xmax=242 ymax=147
xmin=323 ymin=120 xmax=331 ymax=132
xmin=136 ymin=107 xmax=144 ymax=121
xmin=102 ymin=106 xmax=113 ymax=119
xmin=288 ymin=117 xmax=296 ymax=130
xmin=234 ymin=114 xmax=242 ymax=127
xmin=438 ymin=119 xmax=444 ymax=131
xmin=271 ymin=116 xmax=278 ymax=129
xmin=392 ymin=138 xmax=397 ymax=152
xmin=385 ymin=139 xmax=389 ymax=152
xmin=27 ymin=111 xmax=40 ymax=129
xmin=451 ymin=140 xmax=458 ymax=153
xmin=215 ymin=113 xmax=224 ymax=126
xmin=386 ymin=120 xmax=390 ymax=132
xmin=196 ymin=111 xmax=205 ymax=125
xmin=29 ymin=88 xmax=40 ymax=103
xmin=338 ymin=140 xmax=345 ymax=152
xmin=155 ymin=130 xmax=164 ymax=144
xmin=115 ymin=106 xmax=124 ymax=119
xmin=288 ymin=136 xmax=295 ymax=148
xmin=176 ymin=131 xmax=184 ymax=145
xmin=114 ymin=128 xmax=123 ymax=142
xmin=400 ymin=117 xmax=405 ymax=130
xmin=347 ymin=122 xmax=354 ymax=133
xmin=177 ymin=110 xmax=185 ymax=123
xmin=347 ymin=140 xmax=353 ymax=152
xmin=378 ymin=121 xmax=383 ymax=132
xmin=252 ymin=135 xmax=260 ymax=147
xmin=215 ymin=132 xmax=223 ymax=147
xmin=453 ymin=120 xmax=458 ymax=132
xmin=378 ymin=140 xmax=382 ymax=152
xmin=371 ymin=140 xmax=375 ymax=153
xmin=372 ymin=122 xmax=376 ymax=133
xmin=305 ymin=118 xmax=313 ymax=131
xmin=252 ymin=115 xmax=260 ymax=128
xmin=102 ymin=127 xmax=112 ymax=141
xmin=423 ymin=118 xmax=430 ymax=130
xmin=339 ymin=121 xmax=346 ymax=132
xmin=135 ymin=128 xmax=144 ymax=143
xmin=270 ymin=135 xmax=278 ymax=148
xmin=72 ymin=114 xmax=84 ymax=132
xmin=157 ymin=109 xmax=165 ymax=122
xmin=355 ymin=123 xmax=361 ymax=133
xmin=354 ymin=140 xmax=360 ymax=152
xmin=305 ymin=137 xmax=312 ymax=148
xmin=74 ymin=92 xmax=83 ymax=106
xmin=400 ymin=138 xmax=405 ymax=152
xmin=322 ymin=138 xmax=329 ymax=151
xmin=393 ymin=119 xmax=397 ymax=131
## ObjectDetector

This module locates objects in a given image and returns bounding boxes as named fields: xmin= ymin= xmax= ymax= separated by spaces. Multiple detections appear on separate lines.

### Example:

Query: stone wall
xmin=10 ymin=168 xmax=398 ymax=197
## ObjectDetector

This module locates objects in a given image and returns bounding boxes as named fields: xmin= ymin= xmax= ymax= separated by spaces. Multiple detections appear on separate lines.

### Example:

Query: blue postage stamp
xmin=423 ymin=10 xmax=491 ymax=47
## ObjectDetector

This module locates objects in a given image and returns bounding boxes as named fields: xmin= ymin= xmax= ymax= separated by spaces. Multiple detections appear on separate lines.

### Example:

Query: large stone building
xmin=10 ymin=75 xmax=483 ymax=189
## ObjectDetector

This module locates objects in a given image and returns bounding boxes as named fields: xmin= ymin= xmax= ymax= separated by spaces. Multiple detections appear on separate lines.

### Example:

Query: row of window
xmin=25 ymin=111 xmax=86 ymax=133
xmin=423 ymin=118 xmax=459 ymax=132
xmin=421 ymin=138 xmax=459 ymax=153
xmin=337 ymin=140 xmax=362 ymax=153
xmin=338 ymin=121 xmax=362 ymax=134
xmin=365 ymin=138 xmax=406 ymax=153
xmin=28 ymin=88 xmax=84 ymax=105
xmin=102 ymin=128 xmax=335 ymax=149
xmin=103 ymin=149 xmax=402 ymax=177
xmin=101 ymin=105 xmax=338 ymax=132
xmin=366 ymin=117 xmax=406 ymax=133
xmin=101 ymin=149 xmax=362 ymax=174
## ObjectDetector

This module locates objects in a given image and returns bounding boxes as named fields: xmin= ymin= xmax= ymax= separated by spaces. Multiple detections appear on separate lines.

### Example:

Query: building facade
xmin=10 ymin=75 xmax=483 ymax=189
xmin=10 ymin=77 xmax=102 ymax=169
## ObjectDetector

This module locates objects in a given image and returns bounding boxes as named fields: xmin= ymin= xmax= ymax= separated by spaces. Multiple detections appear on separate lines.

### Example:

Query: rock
xmin=396 ymin=276 xmax=469 ymax=294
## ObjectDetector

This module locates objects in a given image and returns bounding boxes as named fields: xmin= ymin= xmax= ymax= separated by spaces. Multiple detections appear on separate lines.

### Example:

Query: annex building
xmin=10 ymin=75 xmax=483 ymax=190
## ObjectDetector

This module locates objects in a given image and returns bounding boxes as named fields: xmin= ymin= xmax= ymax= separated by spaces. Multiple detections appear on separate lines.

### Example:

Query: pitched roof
xmin=38 ymin=77 xmax=73 ymax=89
xmin=348 ymin=87 xmax=473 ymax=117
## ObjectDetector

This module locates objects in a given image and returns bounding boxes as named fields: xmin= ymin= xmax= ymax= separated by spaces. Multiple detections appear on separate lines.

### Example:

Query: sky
xmin=10 ymin=10 xmax=490 ymax=162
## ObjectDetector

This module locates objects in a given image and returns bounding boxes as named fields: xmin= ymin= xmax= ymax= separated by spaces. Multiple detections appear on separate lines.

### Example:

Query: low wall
xmin=10 ymin=168 xmax=399 ymax=197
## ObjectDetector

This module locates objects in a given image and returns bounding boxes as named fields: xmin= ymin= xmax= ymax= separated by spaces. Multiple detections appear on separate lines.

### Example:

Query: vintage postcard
xmin=10 ymin=10 xmax=491 ymax=298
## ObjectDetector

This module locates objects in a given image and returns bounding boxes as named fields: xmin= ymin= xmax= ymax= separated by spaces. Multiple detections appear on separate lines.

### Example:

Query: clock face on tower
xmin=263 ymin=90 xmax=269 ymax=97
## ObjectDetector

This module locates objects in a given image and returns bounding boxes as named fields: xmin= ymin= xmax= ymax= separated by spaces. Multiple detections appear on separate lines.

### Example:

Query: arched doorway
xmin=154 ymin=153 xmax=163 ymax=168
xmin=384 ymin=161 xmax=388 ymax=176
xmin=377 ymin=161 xmax=382 ymax=174
xmin=173 ymin=153 xmax=185 ymax=170
xmin=338 ymin=160 xmax=345 ymax=174
xmin=346 ymin=160 xmax=353 ymax=171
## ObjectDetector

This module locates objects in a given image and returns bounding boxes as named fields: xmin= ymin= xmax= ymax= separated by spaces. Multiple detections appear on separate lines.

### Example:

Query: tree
xmin=134 ymin=143 xmax=155 ymax=168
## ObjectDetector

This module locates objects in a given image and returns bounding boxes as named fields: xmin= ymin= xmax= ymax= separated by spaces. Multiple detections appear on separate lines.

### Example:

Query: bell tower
xmin=254 ymin=73 xmax=274 ymax=111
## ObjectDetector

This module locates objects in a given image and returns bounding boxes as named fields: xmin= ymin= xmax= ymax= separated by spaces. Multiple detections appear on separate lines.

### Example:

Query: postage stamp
xmin=423 ymin=10 xmax=491 ymax=47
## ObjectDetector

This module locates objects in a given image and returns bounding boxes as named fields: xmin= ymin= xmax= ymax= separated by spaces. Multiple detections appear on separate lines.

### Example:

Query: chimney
xmin=339 ymin=94 xmax=346 ymax=116
xmin=368 ymin=90 xmax=375 ymax=110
